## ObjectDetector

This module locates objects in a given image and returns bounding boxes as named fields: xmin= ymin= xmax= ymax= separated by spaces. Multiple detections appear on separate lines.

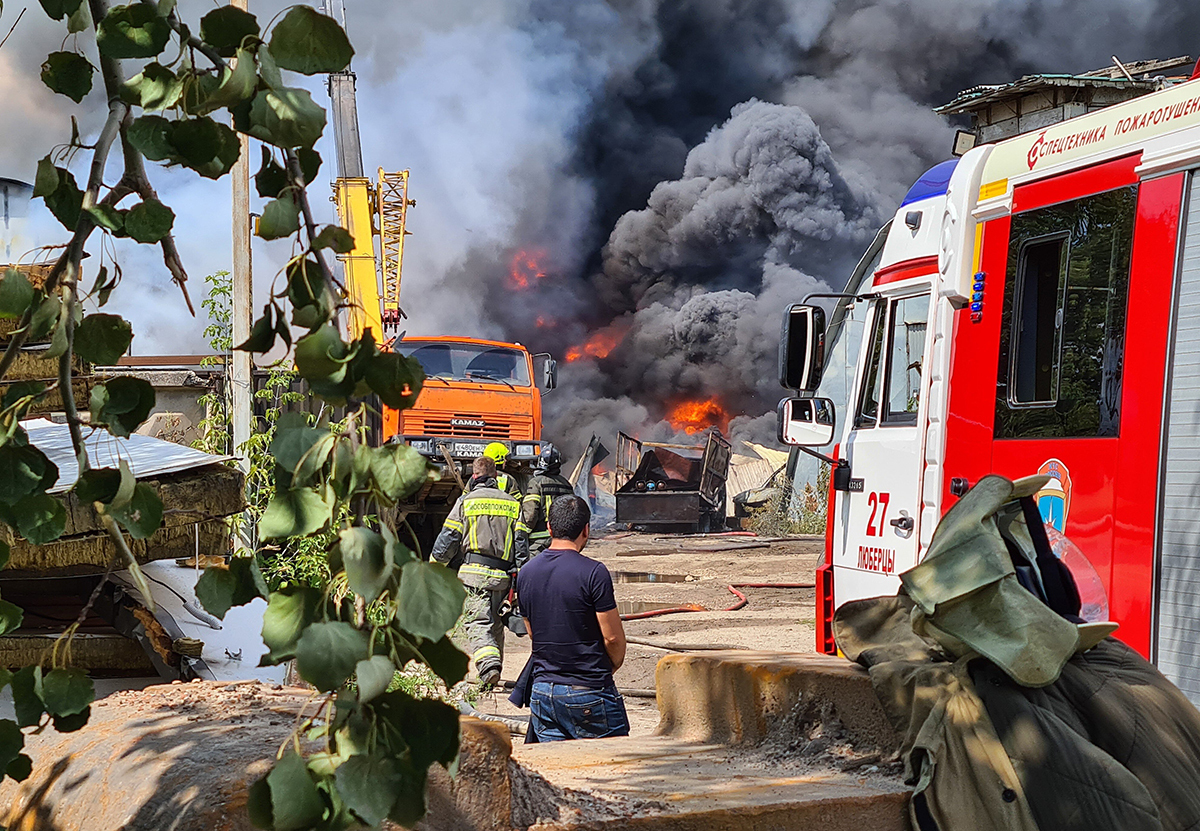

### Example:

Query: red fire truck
xmin=779 ymin=71 xmax=1200 ymax=703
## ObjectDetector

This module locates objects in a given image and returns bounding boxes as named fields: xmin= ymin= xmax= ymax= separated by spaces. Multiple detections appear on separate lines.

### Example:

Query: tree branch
xmin=286 ymin=150 xmax=338 ymax=295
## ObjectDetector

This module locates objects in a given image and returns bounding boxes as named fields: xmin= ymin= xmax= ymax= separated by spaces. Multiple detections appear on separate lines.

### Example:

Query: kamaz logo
xmin=451 ymin=418 xmax=486 ymax=427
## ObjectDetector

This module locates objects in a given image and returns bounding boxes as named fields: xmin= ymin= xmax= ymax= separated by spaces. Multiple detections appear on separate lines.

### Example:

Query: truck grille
xmin=402 ymin=414 xmax=521 ymax=440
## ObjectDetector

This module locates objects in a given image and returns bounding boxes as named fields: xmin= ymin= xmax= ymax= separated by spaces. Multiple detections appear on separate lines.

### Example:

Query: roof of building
xmin=936 ymin=56 xmax=1195 ymax=115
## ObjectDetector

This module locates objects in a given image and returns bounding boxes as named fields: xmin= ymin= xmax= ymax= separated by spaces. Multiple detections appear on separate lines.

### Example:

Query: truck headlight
xmin=514 ymin=444 xmax=536 ymax=457
xmin=408 ymin=439 xmax=433 ymax=453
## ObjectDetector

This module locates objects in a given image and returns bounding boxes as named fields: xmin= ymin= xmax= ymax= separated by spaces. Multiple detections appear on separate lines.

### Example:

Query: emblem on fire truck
xmin=1035 ymin=458 xmax=1072 ymax=532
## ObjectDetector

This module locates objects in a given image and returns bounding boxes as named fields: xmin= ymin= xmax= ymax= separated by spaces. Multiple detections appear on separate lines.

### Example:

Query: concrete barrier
xmin=654 ymin=651 xmax=900 ymax=753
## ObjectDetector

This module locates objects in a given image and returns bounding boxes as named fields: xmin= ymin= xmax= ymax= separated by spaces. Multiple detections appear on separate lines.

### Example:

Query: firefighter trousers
xmin=464 ymin=586 xmax=506 ymax=677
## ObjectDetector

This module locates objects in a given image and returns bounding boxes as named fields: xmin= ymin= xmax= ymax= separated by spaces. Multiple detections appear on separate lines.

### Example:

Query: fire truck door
xmin=833 ymin=290 xmax=932 ymax=604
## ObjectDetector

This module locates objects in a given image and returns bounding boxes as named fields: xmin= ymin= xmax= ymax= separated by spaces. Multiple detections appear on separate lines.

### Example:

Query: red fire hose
xmin=618 ymin=582 xmax=814 ymax=621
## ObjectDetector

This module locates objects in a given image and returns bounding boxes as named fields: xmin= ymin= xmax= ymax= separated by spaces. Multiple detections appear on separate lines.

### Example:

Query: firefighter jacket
xmin=496 ymin=471 xmax=522 ymax=498
xmin=517 ymin=471 xmax=574 ymax=562
xmin=833 ymin=474 xmax=1200 ymax=831
xmin=431 ymin=478 xmax=527 ymax=591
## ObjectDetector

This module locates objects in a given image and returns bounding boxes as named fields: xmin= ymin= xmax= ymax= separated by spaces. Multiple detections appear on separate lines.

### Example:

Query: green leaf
xmin=416 ymin=634 xmax=469 ymax=688
xmin=196 ymin=556 xmax=267 ymax=620
xmin=51 ymin=706 xmax=90 ymax=733
xmin=254 ymin=146 xmax=288 ymax=199
xmin=28 ymin=295 xmax=61 ymax=341
xmin=247 ymin=87 xmax=326 ymax=149
xmin=246 ymin=775 xmax=274 ymax=829
xmin=297 ymin=147 xmax=321 ymax=185
xmin=0 ymin=270 xmax=34 ymax=319
xmin=38 ymin=668 xmax=93 ymax=717
xmin=15 ymin=492 xmax=67 ymax=544
xmin=199 ymin=5 xmax=260 ymax=57
xmin=0 ymin=444 xmax=56 ymax=504
xmin=97 ymin=3 xmax=172 ymax=59
xmin=37 ymin=0 xmax=82 ymax=21
xmin=0 ymin=720 xmax=24 ymax=776
xmin=75 ymin=467 xmax=121 ymax=504
xmin=334 ymin=755 xmax=401 ymax=827
xmin=207 ymin=48 xmax=259 ymax=110
xmin=66 ymin=1 xmax=91 ymax=33
xmin=258 ymin=487 xmax=333 ymax=540
xmin=257 ymin=195 xmax=300 ymax=240
xmin=366 ymin=351 xmax=425 ymax=409
xmin=396 ymin=561 xmax=466 ymax=642
xmin=266 ymin=752 xmax=324 ymax=831
xmin=120 ymin=62 xmax=180 ymax=111
xmin=236 ymin=308 xmax=277 ymax=353
xmin=127 ymin=115 xmax=174 ymax=162
xmin=89 ymin=376 xmax=156 ymax=438
xmin=369 ymin=444 xmax=432 ymax=504
xmin=260 ymin=585 xmax=320 ymax=665
xmin=293 ymin=434 xmax=335 ymax=486
xmin=41 ymin=167 xmax=83 ymax=230
xmin=33 ymin=157 xmax=59 ymax=198
xmin=294 ymin=325 xmax=350 ymax=381
xmin=7 ymin=753 xmax=33 ymax=782
xmin=286 ymin=258 xmax=333 ymax=331
xmin=295 ymin=621 xmax=368 ymax=691
xmin=269 ymin=412 xmax=326 ymax=473
xmin=44 ymin=300 xmax=69 ymax=361
xmin=110 ymin=482 xmax=163 ymax=539
xmin=338 ymin=527 xmax=390 ymax=604
xmin=374 ymin=691 xmax=460 ymax=770
xmin=0 ymin=599 xmax=23 ymax=637
xmin=355 ymin=655 xmax=395 ymax=703
xmin=75 ymin=313 xmax=133 ymax=365
xmin=312 ymin=225 xmax=354 ymax=253
xmin=169 ymin=116 xmax=240 ymax=179
xmin=85 ymin=204 xmax=125 ymax=234
xmin=40 ymin=51 xmax=94 ymax=103
xmin=268 ymin=6 xmax=353 ymax=75
xmin=124 ymin=199 xmax=174 ymax=244
xmin=11 ymin=667 xmax=44 ymax=729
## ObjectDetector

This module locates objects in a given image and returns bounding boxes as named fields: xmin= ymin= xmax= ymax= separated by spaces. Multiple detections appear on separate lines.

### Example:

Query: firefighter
xmin=517 ymin=444 xmax=575 ymax=563
xmin=431 ymin=455 xmax=526 ymax=687
xmin=484 ymin=442 xmax=522 ymax=497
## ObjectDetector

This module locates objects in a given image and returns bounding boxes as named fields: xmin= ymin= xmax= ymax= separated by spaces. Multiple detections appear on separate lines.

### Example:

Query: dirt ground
xmin=473 ymin=532 xmax=824 ymax=735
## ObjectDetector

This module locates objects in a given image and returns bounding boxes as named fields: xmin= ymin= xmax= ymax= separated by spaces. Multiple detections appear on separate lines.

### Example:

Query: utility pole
xmin=230 ymin=0 xmax=253 ymax=546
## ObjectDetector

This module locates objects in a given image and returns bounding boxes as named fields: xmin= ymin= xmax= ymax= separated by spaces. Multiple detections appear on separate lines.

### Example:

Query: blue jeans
xmin=529 ymin=681 xmax=630 ymax=741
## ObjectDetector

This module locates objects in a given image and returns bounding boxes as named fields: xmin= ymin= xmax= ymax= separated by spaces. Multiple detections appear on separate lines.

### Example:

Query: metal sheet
xmin=616 ymin=492 xmax=701 ymax=525
xmin=22 ymin=419 xmax=234 ymax=494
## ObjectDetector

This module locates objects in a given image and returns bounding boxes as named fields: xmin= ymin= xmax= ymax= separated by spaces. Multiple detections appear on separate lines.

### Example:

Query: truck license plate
xmin=453 ymin=442 xmax=487 ymax=458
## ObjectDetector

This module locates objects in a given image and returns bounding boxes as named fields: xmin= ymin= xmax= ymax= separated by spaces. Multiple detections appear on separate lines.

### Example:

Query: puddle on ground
xmin=612 ymin=571 xmax=692 ymax=583
xmin=618 ymin=600 xmax=706 ymax=616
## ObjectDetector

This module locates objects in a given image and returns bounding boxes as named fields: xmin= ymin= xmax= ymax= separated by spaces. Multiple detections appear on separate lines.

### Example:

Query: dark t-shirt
xmin=516 ymin=547 xmax=617 ymax=688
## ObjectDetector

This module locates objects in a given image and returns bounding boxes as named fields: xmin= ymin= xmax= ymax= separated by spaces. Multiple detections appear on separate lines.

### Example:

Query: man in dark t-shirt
xmin=516 ymin=495 xmax=630 ymax=741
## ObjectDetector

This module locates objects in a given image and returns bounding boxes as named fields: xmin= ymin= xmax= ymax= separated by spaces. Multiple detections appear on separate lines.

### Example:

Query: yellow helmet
xmin=483 ymin=442 xmax=509 ymax=463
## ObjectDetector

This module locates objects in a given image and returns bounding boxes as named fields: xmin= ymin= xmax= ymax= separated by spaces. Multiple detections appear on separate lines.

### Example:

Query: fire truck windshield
xmin=397 ymin=341 xmax=532 ymax=387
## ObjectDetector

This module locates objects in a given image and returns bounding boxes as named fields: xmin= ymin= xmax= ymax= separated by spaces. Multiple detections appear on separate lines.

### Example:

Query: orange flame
xmin=536 ymin=316 xmax=549 ymax=328
xmin=564 ymin=322 xmax=630 ymax=363
xmin=667 ymin=397 xmax=729 ymax=435
xmin=509 ymin=248 xmax=546 ymax=290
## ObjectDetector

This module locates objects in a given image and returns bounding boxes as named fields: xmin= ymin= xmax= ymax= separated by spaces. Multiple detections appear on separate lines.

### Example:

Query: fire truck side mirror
xmin=777 ymin=397 xmax=835 ymax=447
xmin=534 ymin=353 xmax=557 ymax=392
xmin=780 ymin=304 xmax=826 ymax=391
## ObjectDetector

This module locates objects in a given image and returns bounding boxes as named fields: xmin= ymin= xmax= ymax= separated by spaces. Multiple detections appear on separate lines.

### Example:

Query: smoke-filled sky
xmin=2 ymin=0 xmax=1198 ymax=456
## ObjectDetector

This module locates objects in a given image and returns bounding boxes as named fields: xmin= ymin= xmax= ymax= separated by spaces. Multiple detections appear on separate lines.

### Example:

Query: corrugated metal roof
xmin=935 ymin=74 xmax=1160 ymax=114
xmin=22 ymin=419 xmax=233 ymax=494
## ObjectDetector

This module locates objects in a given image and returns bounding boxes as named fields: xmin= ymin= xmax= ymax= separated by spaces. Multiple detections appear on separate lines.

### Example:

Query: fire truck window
xmin=1012 ymin=235 xmax=1067 ymax=404
xmin=883 ymin=295 xmax=929 ymax=424
xmin=995 ymin=185 xmax=1136 ymax=439
xmin=855 ymin=301 xmax=888 ymax=427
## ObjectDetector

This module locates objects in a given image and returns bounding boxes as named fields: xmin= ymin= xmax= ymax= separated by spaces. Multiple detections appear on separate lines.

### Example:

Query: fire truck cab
xmin=780 ymin=74 xmax=1200 ymax=704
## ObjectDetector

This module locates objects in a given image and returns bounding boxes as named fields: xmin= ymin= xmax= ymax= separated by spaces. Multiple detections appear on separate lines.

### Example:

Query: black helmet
xmin=536 ymin=444 xmax=562 ymax=473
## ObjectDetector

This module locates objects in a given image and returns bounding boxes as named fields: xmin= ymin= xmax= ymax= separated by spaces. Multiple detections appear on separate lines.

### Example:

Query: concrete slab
xmin=514 ymin=735 xmax=908 ymax=831
xmin=655 ymin=651 xmax=900 ymax=752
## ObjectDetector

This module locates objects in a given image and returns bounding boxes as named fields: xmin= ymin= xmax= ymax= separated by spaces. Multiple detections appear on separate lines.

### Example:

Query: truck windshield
xmin=397 ymin=341 xmax=531 ymax=387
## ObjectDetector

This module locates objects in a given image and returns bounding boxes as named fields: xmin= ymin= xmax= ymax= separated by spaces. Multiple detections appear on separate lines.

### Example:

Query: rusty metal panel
xmin=699 ymin=430 xmax=732 ymax=505
xmin=616 ymin=492 xmax=701 ymax=525
xmin=615 ymin=431 xmax=641 ymax=490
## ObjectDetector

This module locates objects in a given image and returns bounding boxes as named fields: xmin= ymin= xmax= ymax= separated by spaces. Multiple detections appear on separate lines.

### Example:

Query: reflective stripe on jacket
xmin=431 ymin=482 xmax=526 ymax=589
xmin=517 ymin=473 xmax=575 ymax=540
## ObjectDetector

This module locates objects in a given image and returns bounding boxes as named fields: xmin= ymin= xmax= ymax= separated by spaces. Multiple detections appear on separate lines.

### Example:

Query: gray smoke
xmin=4 ymin=0 xmax=1198 ymax=458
